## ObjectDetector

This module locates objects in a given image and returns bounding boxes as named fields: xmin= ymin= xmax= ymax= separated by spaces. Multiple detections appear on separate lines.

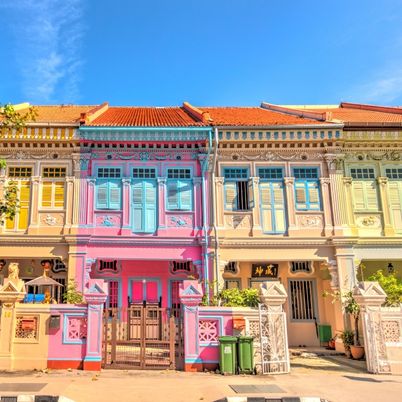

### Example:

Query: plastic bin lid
xmin=218 ymin=336 xmax=238 ymax=342
xmin=238 ymin=336 xmax=254 ymax=340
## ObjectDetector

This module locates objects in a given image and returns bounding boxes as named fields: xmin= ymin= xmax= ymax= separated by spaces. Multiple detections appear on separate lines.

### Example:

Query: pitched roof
xmin=196 ymin=106 xmax=328 ymax=126
xmin=87 ymin=106 xmax=207 ymax=127
xmin=275 ymin=102 xmax=402 ymax=126
xmin=7 ymin=104 xmax=97 ymax=124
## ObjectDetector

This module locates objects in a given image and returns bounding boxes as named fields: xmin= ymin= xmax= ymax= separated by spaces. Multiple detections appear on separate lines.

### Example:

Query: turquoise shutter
xmin=132 ymin=182 xmax=143 ymax=232
xmin=272 ymin=181 xmax=286 ymax=232
xmin=144 ymin=181 xmax=156 ymax=232
xmin=96 ymin=181 xmax=108 ymax=209
xmin=108 ymin=181 xmax=121 ymax=210
xmin=260 ymin=182 xmax=273 ymax=232
xmin=307 ymin=181 xmax=320 ymax=210
xmin=167 ymin=180 xmax=178 ymax=209
xmin=224 ymin=181 xmax=237 ymax=211
xmin=179 ymin=180 xmax=192 ymax=211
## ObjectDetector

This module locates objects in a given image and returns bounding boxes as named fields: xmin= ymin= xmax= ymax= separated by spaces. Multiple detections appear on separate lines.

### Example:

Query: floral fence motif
xmin=66 ymin=316 xmax=88 ymax=342
xmin=198 ymin=319 xmax=219 ymax=343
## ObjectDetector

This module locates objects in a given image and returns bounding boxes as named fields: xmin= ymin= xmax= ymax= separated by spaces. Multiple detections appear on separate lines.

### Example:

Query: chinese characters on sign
xmin=251 ymin=263 xmax=278 ymax=278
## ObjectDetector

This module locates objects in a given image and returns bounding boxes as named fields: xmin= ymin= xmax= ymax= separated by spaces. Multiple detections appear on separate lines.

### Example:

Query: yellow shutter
xmin=388 ymin=182 xmax=402 ymax=231
xmin=365 ymin=181 xmax=379 ymax=210
xmin=54 ymin=182 xmax=65 ymax=208
xmin=352 ymin=182 xmax=365 ymax=210
xmin=18 ymin=181 xmax=30 ymax=229
xmin=41 ymin=182 xmax=53 ymax=207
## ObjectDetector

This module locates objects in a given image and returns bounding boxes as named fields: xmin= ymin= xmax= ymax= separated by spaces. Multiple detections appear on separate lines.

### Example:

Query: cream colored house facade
xmin=0 ymin=104 xmax=96 ymax=295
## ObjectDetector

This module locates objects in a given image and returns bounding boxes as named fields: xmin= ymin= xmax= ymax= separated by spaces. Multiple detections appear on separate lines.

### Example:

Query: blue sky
xmin=1 ymin=0 xmax=402 ymax=106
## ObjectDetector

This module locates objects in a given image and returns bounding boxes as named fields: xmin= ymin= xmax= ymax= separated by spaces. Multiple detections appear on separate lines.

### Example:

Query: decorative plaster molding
xmin=225 ymin=214 xmax=252 ymax=229
xmin=168 ymin=215 xmax=193 ymax=228
xmin=298 ymin=215 xmax=323 ymax=227
xmin=356 ymin=215 xmax=382 ymax=228
xmin=342 ymin=177 xmax=352 ymax=186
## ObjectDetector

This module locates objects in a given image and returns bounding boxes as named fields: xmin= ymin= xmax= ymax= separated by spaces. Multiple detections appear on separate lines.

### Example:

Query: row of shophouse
xmin=1 ymin=100 xmax=402 ymax=349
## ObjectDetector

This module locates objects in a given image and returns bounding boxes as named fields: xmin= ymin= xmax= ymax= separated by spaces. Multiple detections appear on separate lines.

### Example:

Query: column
xmin=179 ymin=280 xmax=204 ymax=372
xmin=86 ymin=178 xmax=96 ymax=227
xmin=64 ymin=176 xmax=75 ymax=230
xmin=251 ymin=176 xmax=261 ymax=233
xmin=193 ymin=177 xmax=202 ymax=230
xmin=319 ymin=177 xmax=333 ymax=236
xmin=335 ymin=246 xmax=356 ymax=290
xmin=29 ymin=176 xmax=41 ymax=228
xmin=214 ymin=177 xmax=224 ymax=227
xmin=68 ymin=250 xmax=87 ymax=291
xmin=0 ymin=175 xmax=5 ymax=234
xmin=83 ymin=279 xmax=108 ymax=371
xmin=122 ymin=178 xmax=131 ymax=230
xmin=342 ymin=177 xmax=356 ymax=232
xmin=325 ymin=154 xmax=348 ymax=235
xmin=378 ymin=176 xmax=394 ymax=236
xmin=217 ymin=259 xmax=228 ymax=292
xmin=157 ymin=177 xmax=166 ymax=229
xmin=284 ymin=177 xmax=296 ymax=234
xmin=0 ymin=264 xmax=26 ymax=370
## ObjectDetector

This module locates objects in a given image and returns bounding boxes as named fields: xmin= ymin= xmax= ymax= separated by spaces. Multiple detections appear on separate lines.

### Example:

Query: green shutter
xmin=388 ymin=181 xmax=402 ymax=231
xmin=167 ymin=180 xmax=178 ymax=209
xmin=108 ymin=181 xmax=121 ymax=210
xmin=144 ymin=181 xmax=156 ymax=232
xmin=96 ymin=181 xmax=108 ymax=209
xmin=178 ymin=180 xmax=192 ymax=211
xmin=224 ymin=181 xmax=237 ymax=211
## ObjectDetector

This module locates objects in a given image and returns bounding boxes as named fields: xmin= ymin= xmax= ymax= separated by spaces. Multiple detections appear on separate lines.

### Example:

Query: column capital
xmin=87 ymin=178 xmax=96 ymax=186
xmin=214 ymin=176 xmax=224 ymax=185
xmin=66 ymin=176 xmax=75 ymax=183
xmin=284 ymin=177 xmax=294 ymax=186
xmin=251 ymin=176 xmax=260 ymax=185
xmin=192 ymin=177 xmax=202 ymax=185
xmin=319 ymin=177 xmax=331 ymax=186
xmin=31 ymin=176 xmax=41 ymax=183
xmin=157 ymin=177 xmax=166 ymax=185
xmin=324 ymin=153 xmax=345 ymax=171
xmin=377 ymin=176 xmax=388 ymax=186
xmin=342 ymin=176 xmax=353 ymax=186
xmin=122 ymin=178 xmax=131 ymax=186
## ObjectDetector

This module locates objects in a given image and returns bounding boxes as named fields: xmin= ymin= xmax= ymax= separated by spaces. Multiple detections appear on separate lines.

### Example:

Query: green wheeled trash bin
xmin=219 ymin=336 xmax=238 ymax=375
xmin=238 ymin=336 xmax=254 ymax=374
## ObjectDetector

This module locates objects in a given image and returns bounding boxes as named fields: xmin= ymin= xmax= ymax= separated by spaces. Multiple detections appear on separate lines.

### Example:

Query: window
xmin=41 ymin=182 xmax=64 ymax=208
xmin=170 ymin=261 xmax=192 ymax=274
xmin=259 ymin=168 xmax=286 ymax=233
xmin=166 ymin=168 xmax=192 ymax=211
xmin=289 ymin=279 xmax=316 ymax=321
xmin=350 ymin=167 xmax=378 ymax=211
xmin=5 ymin=179 xmax=31 ymax=230
xmin=132 ymin=170 xmax=157 ymax=232
xmin=386 ymin=167 xmax=402 ymax=231
xmin=224 ymin=261 xmax=238 ymax=274
xmin=42 ymin=167 xmax=66 ymax=178
xmin=293 ymin=167 xmax=321 ymax=210
xmin=96 ymin=168 xmax=122 ymax=210
xmin=224 ymin=168 xmax=252 ymax=211
xmin=224 ymin=280 xmax=240 ymax=290
xmin=290 ymin=261 xmax=312 ymax=274
xmin=107 ymin=281 xmax=119 ymax=309
xmin=8 ymin=167 xmax=32 ymax=177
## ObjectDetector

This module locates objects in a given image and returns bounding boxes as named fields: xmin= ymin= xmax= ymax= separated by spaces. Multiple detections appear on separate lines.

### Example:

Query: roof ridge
xmin=80 ymin=102 xmax=109 ymax=125
xmin=260 ymin=102 xmax=328 ymax=122
xmin=182 ymin=102 xmax=212 ymax=123
xmin=340 ymin=102 xmax=402 ymax=115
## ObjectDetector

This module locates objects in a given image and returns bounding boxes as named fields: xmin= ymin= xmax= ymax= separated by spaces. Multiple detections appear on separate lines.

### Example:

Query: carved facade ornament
xmin=284 ymin=177 xmax=294 ymax=187
xmin=168 ymin=215 xmax=193 ymax=228
xmin=319 ymin=177 xmax=330 ymax=186
xmin=214 ymin=177 xmax=225 ymax=185
xmin=342 ymin=176 xmax=352 ymax=186
xmin=377 ymin=176 xmax=388 ymax=186
xmin=225 ymin=214 xmax=251 ymax=229
xmin=44 ymin=214 xmax=57 ymax=226
xmin=298 ymin=215 xmax=323 ymax=227
xmin=345 ymin=150 xmax=401 ymax=162
xmin=356 ymin=215 xmax=381 ymax=228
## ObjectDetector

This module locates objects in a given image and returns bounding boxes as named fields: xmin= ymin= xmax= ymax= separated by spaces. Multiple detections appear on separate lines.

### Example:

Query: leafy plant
xmin=367 ymin=270 xmax=402 ymax=306
xmin=0 ymin=103 xmax=37 ymax=132
xmin=340 ymin=329 xmax=354 ymax=353
xmin=63 ymin=280 xmax=84 ymax=304
xmin=0 ymin=177 xmax=18 ymax=225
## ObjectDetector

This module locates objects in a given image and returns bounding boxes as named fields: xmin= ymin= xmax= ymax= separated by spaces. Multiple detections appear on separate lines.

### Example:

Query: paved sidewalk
xmin=0 ymin=356 xmax=401 ymax=402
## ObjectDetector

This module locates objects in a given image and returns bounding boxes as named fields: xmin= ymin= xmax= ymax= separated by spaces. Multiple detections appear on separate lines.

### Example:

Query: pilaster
xmin=86 ymin=178 xmax=96 ymax=227
xmin=378 ymin=177 xmax=395 ymax=236
xmin=64 ymin=176 xmax=75 ymax=230
xmin=319 ymin=177 xmax=333 ymax=236
xmin=157 ymin=177 xmax=166 ymax=229
xmin=214 ymin=177 xmax=225 ymax=228
xmin=284 ymin=177 xmax=296 ymax=234
xmin=29 ymin=176 xmax=41 ymax=227
xmin=193 ymin=177 xmax=202 ymax=230
xmin=251 ymin=176 xmax=262 ymax=233
xmin=122 ymin=178 xmax=131 ymax=229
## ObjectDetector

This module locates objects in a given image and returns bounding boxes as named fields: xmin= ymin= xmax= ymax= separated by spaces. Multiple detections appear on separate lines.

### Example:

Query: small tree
xmin=63 ymin=279 xmax=84 ymax=304
xmin=0 ymin=103 xmax=37 ymax=224
xmin=367 ymin=270 xmax=402 ymax=306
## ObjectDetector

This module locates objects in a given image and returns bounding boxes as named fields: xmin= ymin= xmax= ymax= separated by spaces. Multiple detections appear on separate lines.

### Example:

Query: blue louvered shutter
xmin=108 ymin=181 xmax=121 ymax=210
xmin=96 ymin=181 xmax=108 ymax=209
xmin=132 ymin=182 xmax=143 ymax=232
xmin=144 ymin=181 xmax=157 ymax=232
xmin=179 ymin=180 xmax=192 ymax=210
xmin=167 ymin=180 xmax=179 ymax=210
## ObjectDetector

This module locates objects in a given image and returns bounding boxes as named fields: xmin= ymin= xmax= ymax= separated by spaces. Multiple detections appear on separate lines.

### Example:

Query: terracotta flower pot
xmin=350 ymin=345 xmax=365 ymax=360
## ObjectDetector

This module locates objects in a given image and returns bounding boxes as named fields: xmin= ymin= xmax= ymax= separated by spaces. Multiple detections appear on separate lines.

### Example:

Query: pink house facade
xmin=73 ymin=104 xmax=213 ymax=313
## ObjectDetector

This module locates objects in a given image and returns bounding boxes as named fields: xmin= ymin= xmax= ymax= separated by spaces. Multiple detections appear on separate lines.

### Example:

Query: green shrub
xmin=367 ymin=270 xmax=402 ymax=306
xmin=63 ymin=279 xmax=84 ymax=304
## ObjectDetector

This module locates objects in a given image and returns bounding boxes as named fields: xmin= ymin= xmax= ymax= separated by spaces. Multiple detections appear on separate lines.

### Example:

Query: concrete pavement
xmin=0 ymin=356 xmax=401 ymax=402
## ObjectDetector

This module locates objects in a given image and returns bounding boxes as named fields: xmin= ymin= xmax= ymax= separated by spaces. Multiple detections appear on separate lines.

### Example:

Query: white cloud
xmin=2 ymin=0 xmax=85 ymax=103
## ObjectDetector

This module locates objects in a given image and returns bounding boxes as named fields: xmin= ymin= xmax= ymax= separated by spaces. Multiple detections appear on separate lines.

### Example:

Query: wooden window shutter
xmin=224 ymin=181 xmax=237 ymax=211
xmin=108 ymin=181 xmax=121 ymax=210
xmin=96 ymin=182 xmax=108 ymax=209
xmin=144 ymin=181 xmax=157 ymax=232
xmin=41 ymin=182 xmax=53 ymax=207
xmin=54 ymin=182 xmax=65 ymax=208
xmin=132 ymin=182 xmax=143 ymax=232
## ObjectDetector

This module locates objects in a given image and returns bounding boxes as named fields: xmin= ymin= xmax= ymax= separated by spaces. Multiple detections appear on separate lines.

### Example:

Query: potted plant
xmin=343 ymin=291 xmax=365 ymax=359
xmin=340 ymin=330 xmax=354 ymax=358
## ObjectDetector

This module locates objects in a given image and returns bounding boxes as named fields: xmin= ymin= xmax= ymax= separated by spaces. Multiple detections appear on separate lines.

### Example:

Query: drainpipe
xmin=201 ymin=129 xmax=213 ymax=303
xmin=210 ymin=128 xmax=220 ymax=295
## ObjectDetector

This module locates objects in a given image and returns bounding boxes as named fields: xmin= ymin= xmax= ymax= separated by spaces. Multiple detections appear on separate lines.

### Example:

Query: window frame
xmin=95 ymin=167 xmax=122 ymax=211
xmin=292 ymin=166 xmax=321 ymax=211
xmin=223 ymin=166 xmax=251 ymax=211
xmin=165 ymin=167 xmax=193 ymax=211
xmin=288 ymin=278 xmax=318 ymax=322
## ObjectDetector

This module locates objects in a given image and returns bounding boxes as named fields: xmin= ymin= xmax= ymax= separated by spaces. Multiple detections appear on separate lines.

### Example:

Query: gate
xmin=102 ymin=306 xmax=179 ymax=370
xmin=258 ymin=303 xmax=290 ymax=374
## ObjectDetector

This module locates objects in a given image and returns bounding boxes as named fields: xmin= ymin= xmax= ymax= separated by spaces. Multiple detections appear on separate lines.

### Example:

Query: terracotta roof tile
xmin=88 ymin=107 xmax=206 ymax=127
xmin=10 ymin=105 xmax=97 ymax=124
xmin=198 ymin=107 xmax=326 ymax=126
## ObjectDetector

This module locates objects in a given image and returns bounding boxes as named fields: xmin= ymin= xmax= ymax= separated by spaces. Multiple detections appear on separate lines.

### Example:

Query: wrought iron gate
xmin=258 ymin=303 xmax=290 ymax=374
xmin=102 ymin=306 xmax=180 ymax=370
